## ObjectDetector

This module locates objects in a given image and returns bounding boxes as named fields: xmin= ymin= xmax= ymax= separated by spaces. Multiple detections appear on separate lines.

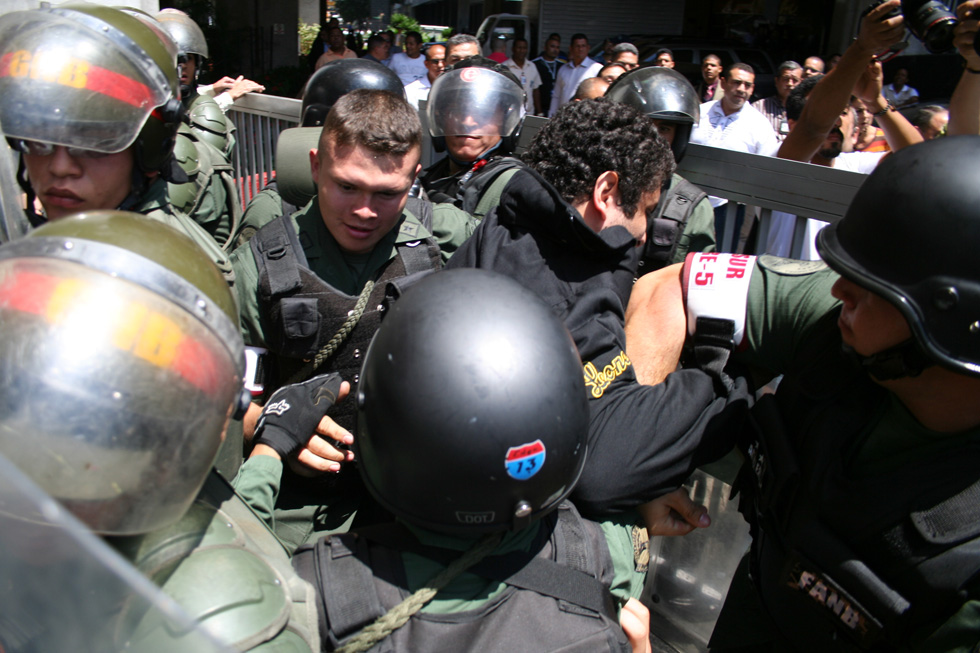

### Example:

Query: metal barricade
xmin=227 ymin=93 xmax=302 ymax=211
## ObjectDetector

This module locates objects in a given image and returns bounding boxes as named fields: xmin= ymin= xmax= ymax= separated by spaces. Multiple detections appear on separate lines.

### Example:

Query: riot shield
xmin=0 ymin=452 xmax=230 ymax=653
xmin=643 ymin=466 xmax=752 ymax=652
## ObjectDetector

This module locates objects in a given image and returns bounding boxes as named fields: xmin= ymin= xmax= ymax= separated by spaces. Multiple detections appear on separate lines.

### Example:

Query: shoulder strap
xmin=296 ymin=534 xmax=389 ymax=644
xmin=646 ymin=178 xmax=709 ymax=268
xmin=250 ymin=215 xmax=308 ymax=297
xmin=404 ymin=196 xmax=433 ymax=232
xmin=396 ymin=202 xmax=442 ymax=277
xmin=460 ymin=157 xmax=523 ymax=215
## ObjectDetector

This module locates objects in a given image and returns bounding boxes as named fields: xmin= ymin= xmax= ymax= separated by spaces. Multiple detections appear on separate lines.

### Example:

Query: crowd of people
xmin=1 ymin=1 xmax=980 ymax=651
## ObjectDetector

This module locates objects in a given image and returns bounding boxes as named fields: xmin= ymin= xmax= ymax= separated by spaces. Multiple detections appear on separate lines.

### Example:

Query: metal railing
xmin=227 ymin=100 xmax=869 ymax=259
xmin=227 ymin=93 xmax=302 ymax=210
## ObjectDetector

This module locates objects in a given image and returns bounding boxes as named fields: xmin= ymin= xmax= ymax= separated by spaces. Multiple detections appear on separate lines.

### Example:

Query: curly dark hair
xmin=785 ymin=74 xmax=823 ymax=122
xmin=523 ymin=99 xmax=674 ymax=216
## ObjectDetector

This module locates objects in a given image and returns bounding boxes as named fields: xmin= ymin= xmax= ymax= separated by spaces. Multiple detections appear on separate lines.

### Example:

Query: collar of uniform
xmin=497 ymin=167 xmax=637 ymax=256
xmin=291 ymin=199 xmax=408 ymax=295
xmin=395 ymin=206 xmax=433 ymax=245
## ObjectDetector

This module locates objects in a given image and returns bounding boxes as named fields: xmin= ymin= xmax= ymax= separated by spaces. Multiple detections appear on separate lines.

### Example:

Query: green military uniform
xmin=703 ymin=255 xmax=980 ymax=652
xmin=133 ymin=177 xmax=235 ymax=284
xmin=232 ymin=198 xmax=475 ymax=345
xmin=234 ymin=183 xmax=291 ymax=249
xmin=666 ymin=173 xmax=715 ymax=265
xmin=112 ymin=469 xmax=319 ymax=652
xmin=233 ymin=455 xmax=646 ymax=615
xmin=169 ymin=124 xmax=241 ymax=249
xmin=231 ymin=198 xmax=475 ymax=551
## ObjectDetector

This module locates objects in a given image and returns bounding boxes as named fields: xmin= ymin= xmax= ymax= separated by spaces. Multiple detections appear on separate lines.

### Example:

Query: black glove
xmin=253 ymin=373 xmax=343 ymax=459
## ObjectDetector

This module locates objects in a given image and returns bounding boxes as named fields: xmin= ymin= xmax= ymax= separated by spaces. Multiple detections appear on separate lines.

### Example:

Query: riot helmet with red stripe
xmin=0 ymin=4 xmax=184 ymax=185
xmin=0 ymin=211 xmax=247 ymax=535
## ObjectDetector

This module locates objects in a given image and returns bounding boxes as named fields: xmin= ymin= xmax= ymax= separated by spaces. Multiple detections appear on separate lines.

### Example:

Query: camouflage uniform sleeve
xmin=671 ymin=195 xmax=717 ymax=264
xmin=431 ymin=203 xmax=478 ymax=262
xmin=229 ymin=241 xmax=267 ymax=346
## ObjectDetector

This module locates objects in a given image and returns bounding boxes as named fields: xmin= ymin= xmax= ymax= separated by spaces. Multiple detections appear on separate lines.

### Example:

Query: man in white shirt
xmin=548 ymin=33 xmax=602 ymax=116
xmin=503 ymin=37 xmax=542 ymax=115
xmin=690 ymin=63 xmax=779 ymax=244
xmin=387 ymin=31 xmax=427 ymax=85
xmin=404 ymin=44 xmax=446 ymax=110
xmin=883 ymin=67 xmax=919 ymax=108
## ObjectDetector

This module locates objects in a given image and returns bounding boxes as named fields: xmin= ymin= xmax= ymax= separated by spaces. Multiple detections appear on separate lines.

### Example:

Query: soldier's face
xmin=23 ymin=145 xmax=134 ymax=221
xmin=444 ymin=111 xmax=503 ymax=163
xmin=831 ymin=276 xmax=911 ymax=357
xmin=312 ymin=139 xmax=421 ymax=255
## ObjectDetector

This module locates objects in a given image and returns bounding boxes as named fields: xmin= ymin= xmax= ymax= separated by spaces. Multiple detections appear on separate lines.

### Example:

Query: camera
xmin=862 ymin=0 xmax=958 ymax=55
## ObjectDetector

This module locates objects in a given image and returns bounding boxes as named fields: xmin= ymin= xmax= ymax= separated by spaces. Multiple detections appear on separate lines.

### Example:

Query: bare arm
xmin=778 ymin=0 xmax=905 ymax=162
xmin=854 ymin=60 xmax=923 ymax=151
xmin=624 ymin=263 xmax=688 ymax=385
xmin=949 ymin=0 xmax=980 ymax=136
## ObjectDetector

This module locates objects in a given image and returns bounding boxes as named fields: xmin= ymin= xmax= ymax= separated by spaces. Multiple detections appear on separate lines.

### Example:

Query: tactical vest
xmin=638 ymin=177 xmax=707 ymax=273
xmin=249 ymin=204 xmax=441 ymax=431
xmin=736 ymin=340 xmax=980 ymax=651
xmin=112 ymin=471 xmax=320 ymax=651
xmin=421 ymin=156 xmax=523 ymax=221
xmin=292 ymin=502 xmax=632 ymax=652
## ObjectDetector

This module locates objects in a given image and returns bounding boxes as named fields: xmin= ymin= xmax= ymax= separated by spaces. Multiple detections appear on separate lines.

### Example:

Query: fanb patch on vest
xmin=784 ymin=557 xmax=883 ymax=648
xmin=505 ymin=440 xmax=546 ymax=480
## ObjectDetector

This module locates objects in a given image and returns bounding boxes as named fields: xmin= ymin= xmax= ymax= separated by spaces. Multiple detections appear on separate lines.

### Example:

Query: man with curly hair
xmin=446 ymin=99 xmax=751 ymax=521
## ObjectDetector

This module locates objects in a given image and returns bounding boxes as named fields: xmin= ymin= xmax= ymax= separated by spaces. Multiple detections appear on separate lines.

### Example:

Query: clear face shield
xmin=606 ymin=67 xmax=700 ymax=124
xmin=0 ymin=9 xmax=174 ymax=155
xmin=0 ymin=237 xmax=244 ymax=535
xmin=427 ymin=66 xmax=526 ymax=139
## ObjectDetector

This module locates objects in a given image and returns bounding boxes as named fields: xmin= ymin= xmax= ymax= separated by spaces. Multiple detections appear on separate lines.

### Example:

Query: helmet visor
xmin=0 ymin=10 xmax=173 ymax=154
xmin=427 ymin=67 xmax=525 ymax=138
xmin=0 ymin=256 xmax=241 ymax=535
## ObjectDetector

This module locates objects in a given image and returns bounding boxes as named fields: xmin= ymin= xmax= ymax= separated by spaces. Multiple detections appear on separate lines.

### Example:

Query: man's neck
xmin=720 ymin=100 xmax=741 ymax=116
xmin=571 ymin=57 xmax=585 ymax=67
xmin=513 ymin=57 xmax=526 ymax=67
xmin=330 ymin=45 xmax=345 ymax=54
xmin=880 ymin=367 xmax=980 ymax=433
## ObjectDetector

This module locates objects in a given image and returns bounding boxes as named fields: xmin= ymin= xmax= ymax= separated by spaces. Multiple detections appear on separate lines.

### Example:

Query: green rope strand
xmin=285 ymin=280 xmax=375 ymax=386
xmin=335 ymin=532 xmax=504 ymax=653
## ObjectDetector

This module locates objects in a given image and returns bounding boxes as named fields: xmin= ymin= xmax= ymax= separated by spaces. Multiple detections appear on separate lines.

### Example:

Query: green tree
xmin=335 ymin=0 xmax=371 ymax=25
xmin=298 ymin=22 xmax=321 ymax=56
xmin=389 ymin=13 xmax=421 ymax=35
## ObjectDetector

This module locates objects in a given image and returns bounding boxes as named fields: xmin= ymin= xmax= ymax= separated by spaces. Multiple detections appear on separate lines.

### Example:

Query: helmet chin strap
xmin=842 ymin=339 xmax=933 ymax=381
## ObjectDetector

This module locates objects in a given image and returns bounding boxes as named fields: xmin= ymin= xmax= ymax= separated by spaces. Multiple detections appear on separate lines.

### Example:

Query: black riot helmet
xmin=817 ymin=136 xmax=980 ymax=379
xmin=301 ymin=59 xmax=405 ymax=127
xmin=606 ymin=66 xmax=700 ymax=163
xmin=355 ymin=269 xmax=589 ymax=535
xmin=426 ymin=57 xmax=525 ymax=156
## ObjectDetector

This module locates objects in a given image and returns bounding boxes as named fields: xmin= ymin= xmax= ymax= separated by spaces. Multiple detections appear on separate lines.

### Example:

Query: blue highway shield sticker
xmin=505 ymin=440 xmax=546 ymax=480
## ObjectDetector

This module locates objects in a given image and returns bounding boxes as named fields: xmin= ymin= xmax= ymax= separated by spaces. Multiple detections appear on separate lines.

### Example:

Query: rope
xmin=285 ymin=279 xmax=375 ymax=386
xmin=335 ymin=532 xmax=504 ymax=653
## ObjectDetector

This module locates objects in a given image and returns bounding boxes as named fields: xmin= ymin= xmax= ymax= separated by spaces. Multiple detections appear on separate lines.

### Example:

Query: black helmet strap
xmin=843 ymin=339 xmax=934 ymax=381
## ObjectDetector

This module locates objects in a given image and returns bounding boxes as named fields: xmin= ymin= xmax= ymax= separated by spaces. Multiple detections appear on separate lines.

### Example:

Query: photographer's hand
xmin=857 ymin=0 xmax=906 ymax=56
